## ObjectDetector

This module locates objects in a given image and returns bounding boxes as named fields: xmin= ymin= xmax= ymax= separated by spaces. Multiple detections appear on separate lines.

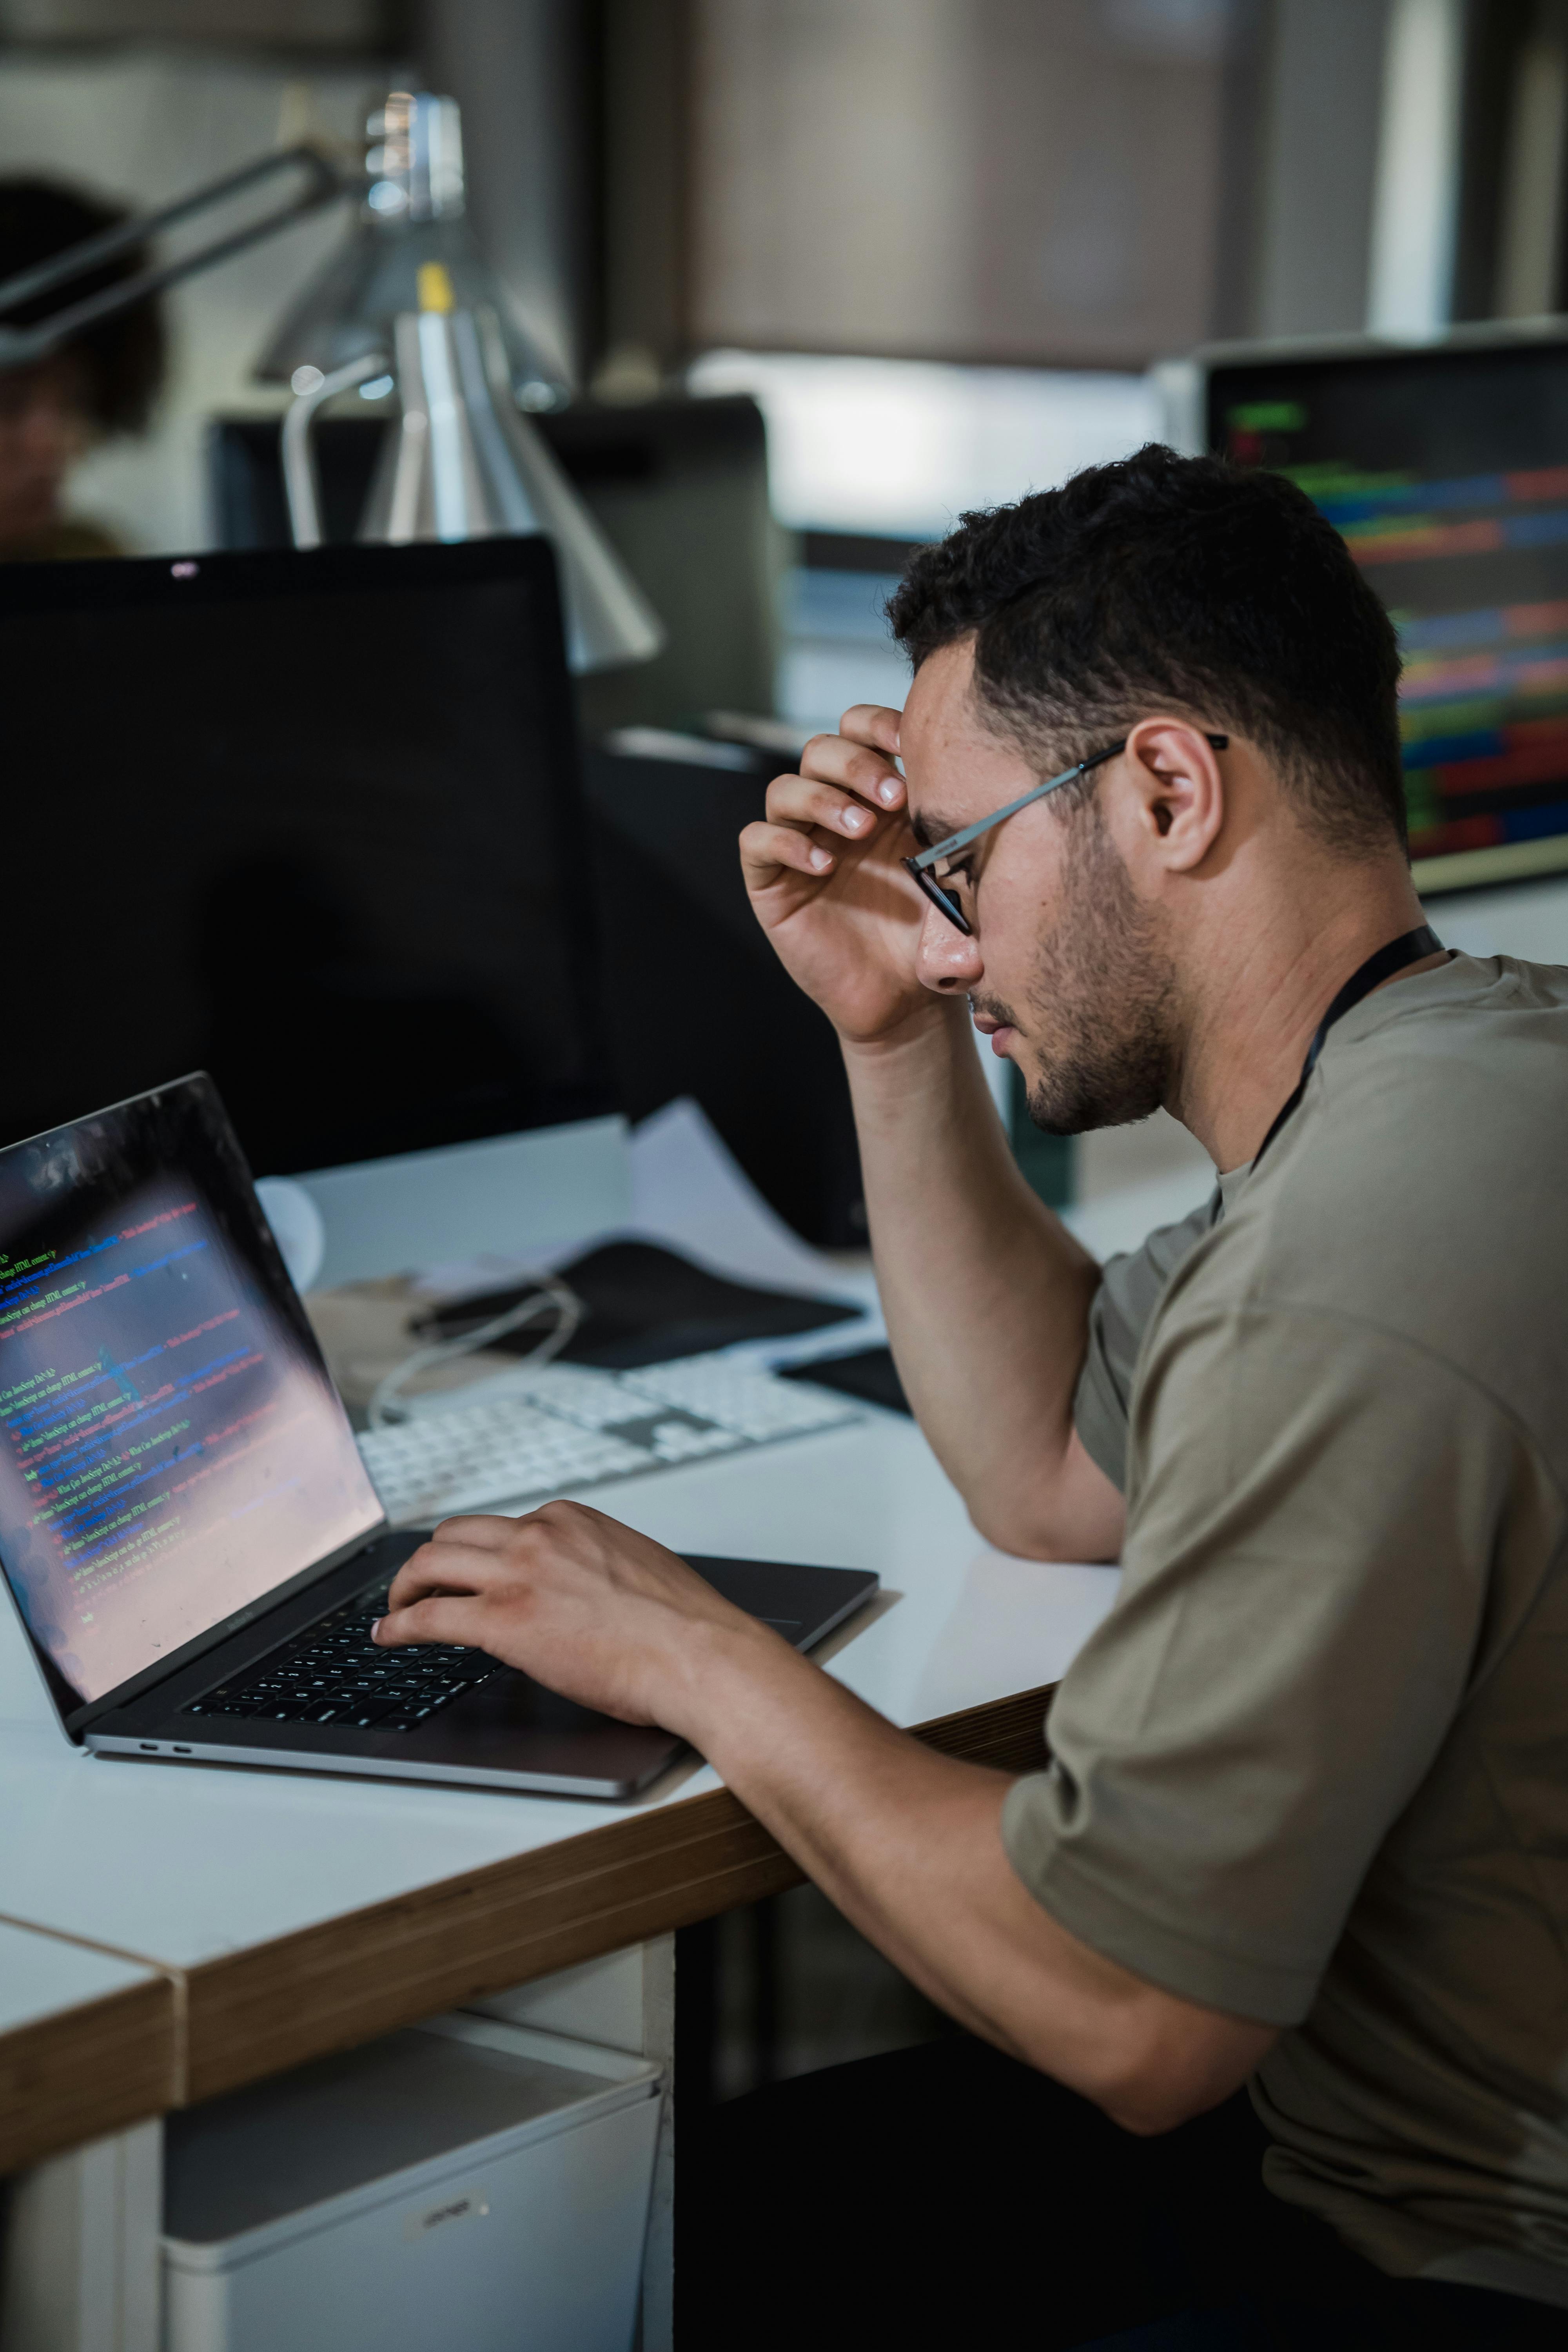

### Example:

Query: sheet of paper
xmin=626 ymin=1098 xmax=872 ymax=1299
xmin=408 ymin=1099 xmax=882 ymax=1361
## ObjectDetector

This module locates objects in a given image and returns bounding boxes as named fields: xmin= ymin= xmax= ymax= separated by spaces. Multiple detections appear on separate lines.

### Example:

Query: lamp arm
xmin=281 ymin=348 xmax=390 ymax=547
xmin=0 ymin=144 xmax=347 ymax=373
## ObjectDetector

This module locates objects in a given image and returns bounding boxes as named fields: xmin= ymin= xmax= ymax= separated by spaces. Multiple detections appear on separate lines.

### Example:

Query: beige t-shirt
xmin=1002 ymin=952 xmax=1568 ymax=2307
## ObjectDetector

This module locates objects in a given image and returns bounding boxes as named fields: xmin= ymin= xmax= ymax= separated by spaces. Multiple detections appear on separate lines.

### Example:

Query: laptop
xmin=0 ymin=1075 xmax=878 ymax=1800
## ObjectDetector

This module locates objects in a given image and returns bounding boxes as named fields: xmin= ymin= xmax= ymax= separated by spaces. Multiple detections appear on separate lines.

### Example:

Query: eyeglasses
xmin=902 ymin=732 xmax=1230 ymax=935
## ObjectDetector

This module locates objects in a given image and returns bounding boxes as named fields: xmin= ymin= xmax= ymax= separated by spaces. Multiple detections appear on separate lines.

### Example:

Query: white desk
xmin=0 ymin=1924 xmax=172 ymax=2176
xmin=0 ymin=1410 xmax=1116 ymax=2351
xmin=0 ymin=1409 xmax=1114 ymax=2092
xmin=0 ymin=1924 xmax=170 ymax=2348
xmin=0 ymin=1411 xmax=1114 ymax=2084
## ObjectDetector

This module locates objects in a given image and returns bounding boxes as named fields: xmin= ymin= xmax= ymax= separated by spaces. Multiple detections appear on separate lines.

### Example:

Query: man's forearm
xmin=372 ymin=1512 xmax=1271 ymax=2132
xmin=672 ymin=1621 xmax=1275 ymax=2131
xmin=844 ymin=999 xmax=1106 ymax=1552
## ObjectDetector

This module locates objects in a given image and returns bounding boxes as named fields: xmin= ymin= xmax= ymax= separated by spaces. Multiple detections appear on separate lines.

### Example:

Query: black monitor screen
xmin=1208 ymin=336 xmax=1568 ymax=895
xmin=0 ymin=537 xmax=612 ymax=1171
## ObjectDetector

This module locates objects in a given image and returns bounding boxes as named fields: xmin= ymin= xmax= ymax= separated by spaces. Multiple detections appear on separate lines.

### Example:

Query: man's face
xmin=900 ymin=637 xmax=1180 ymax=1134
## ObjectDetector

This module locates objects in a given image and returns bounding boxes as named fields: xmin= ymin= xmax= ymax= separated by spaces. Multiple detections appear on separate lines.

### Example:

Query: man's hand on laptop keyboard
xmin=370 ymin=1502 xmax=785 ymax=1732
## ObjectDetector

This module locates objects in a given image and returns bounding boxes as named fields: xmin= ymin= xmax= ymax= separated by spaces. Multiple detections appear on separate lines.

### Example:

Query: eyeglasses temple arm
xmin=910 ymin=740 xmax=1125 ymax=869
xmin=908 ymin=731 xmax=1228 ymax=871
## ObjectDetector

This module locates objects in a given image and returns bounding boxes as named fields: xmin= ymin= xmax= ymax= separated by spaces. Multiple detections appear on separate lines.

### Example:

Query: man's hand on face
xmin=739 ymin=704 xmax=935 ymax=1049
xmin=370 ymin=1501 xmax=779 ymax=1736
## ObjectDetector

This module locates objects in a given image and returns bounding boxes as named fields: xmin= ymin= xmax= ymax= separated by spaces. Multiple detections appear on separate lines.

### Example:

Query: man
xmin=374 ymin=449 xmax=1568 ymax=2347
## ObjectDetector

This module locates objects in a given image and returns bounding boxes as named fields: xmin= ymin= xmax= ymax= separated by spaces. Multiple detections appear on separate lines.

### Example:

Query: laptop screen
xmin=0 ymin=1076 xmax=381 ymax=1713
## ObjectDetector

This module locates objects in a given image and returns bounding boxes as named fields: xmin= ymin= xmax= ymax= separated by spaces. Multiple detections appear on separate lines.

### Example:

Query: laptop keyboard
xmin=177 ymin=1357 xmax=867 ymax=1742
xmin=180 ymin=1589 xmax=501 ymax=1735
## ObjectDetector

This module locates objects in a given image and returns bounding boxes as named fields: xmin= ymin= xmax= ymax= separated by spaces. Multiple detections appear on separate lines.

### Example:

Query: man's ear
xmin=1118 ymin=719 xmax=1225 ymax=875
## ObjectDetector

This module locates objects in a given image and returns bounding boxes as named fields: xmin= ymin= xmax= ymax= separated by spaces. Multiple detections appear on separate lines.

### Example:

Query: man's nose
xmin=915 ymin=900 xmax=984 ymax=993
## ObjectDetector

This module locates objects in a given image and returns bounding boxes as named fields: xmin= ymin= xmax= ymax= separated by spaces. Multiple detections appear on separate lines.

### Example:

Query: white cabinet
xmin=161 ymin=2015 xmax=661 ymax=2352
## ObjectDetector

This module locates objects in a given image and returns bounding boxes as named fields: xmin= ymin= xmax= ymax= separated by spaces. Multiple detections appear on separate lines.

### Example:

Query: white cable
xmin=367 ymin=1276 xmax=583 ymax=1430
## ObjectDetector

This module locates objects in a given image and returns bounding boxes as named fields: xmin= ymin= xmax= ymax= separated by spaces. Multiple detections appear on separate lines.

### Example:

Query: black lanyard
xmin=1250 ymin=925 xmax=1445 ymax=1171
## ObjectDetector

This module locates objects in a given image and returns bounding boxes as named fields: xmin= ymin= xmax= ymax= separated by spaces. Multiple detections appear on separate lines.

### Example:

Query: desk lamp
xmin=271 ymin=93 xmax=663 ymax=674
xmin=0 ymin=94 xmax=663 ymax=675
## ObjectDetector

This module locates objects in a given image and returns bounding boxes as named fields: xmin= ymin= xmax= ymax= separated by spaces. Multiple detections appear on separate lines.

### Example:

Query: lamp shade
xmin=265 ymin=92 xmax=664 ymax=674
xmin=362 ymin=275 xmax=664 ymax=673
xmin=254 ymin=91 xmax=559 ymax=403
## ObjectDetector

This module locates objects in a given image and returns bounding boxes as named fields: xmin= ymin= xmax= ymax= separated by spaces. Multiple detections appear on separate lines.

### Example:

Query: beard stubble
xmin=977 ymin=799 xmax=1180 ymax=1137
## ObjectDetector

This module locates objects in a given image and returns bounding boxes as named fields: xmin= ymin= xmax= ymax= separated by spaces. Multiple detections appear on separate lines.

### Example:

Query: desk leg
xmin=0 ymin=2119 xmax=161 ymax=2352
xmin=466 ymin=1934 xmax=676 ymax=2352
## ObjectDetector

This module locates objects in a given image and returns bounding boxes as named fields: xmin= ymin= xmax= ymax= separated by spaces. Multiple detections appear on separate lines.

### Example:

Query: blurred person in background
xmin=0 ymin=178 xmax=165 ymax=560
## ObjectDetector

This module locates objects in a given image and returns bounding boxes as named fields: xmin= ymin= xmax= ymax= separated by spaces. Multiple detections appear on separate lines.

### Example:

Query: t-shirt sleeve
xmin=1008 ymin=1298 xmax=1525 ymax=2025
xmin=1073 ymin=1196 xmax=1218 ymax=1492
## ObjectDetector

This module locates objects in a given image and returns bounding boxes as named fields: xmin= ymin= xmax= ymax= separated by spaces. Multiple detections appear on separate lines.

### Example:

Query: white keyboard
xmin=356 ymin=1351 xmax=864 ymax=1527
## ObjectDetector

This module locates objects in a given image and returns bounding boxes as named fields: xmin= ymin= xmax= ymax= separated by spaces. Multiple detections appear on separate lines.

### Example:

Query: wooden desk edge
xmin=0 ymin=1970 xmax=178 ymax=2176
xmin=0 ymin=1682 xmax=1055 ymax=2131
xmin=181 ymin=1680 xmax=1057 ymax=2102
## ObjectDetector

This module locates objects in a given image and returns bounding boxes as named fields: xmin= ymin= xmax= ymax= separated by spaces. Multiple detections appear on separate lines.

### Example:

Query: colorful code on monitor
xmin=1217 ymin=341 xmax=1568 ymax=893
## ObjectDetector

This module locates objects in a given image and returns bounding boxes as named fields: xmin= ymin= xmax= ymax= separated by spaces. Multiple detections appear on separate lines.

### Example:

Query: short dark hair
xmin=887 ymin=445 xmax=1407 ymax=855
xmin=0 ymin=177 xmax=166 ymax=434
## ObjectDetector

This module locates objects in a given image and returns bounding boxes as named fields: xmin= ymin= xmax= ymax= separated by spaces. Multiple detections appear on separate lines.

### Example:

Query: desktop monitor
xmin=0 ymin=537 xmax=613 ymax=1176
xmin=583 ymin=737 xmax=868 ymax=1249
xmin=209 ymin=393 xmax=785 ymax=742
xmin=1204 ymin=328 xmax=1568 ymax=896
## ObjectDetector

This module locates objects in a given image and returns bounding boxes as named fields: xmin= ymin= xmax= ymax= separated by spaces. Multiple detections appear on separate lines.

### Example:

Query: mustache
xmin=968 ymin=992 xmax=1022 ymax=1029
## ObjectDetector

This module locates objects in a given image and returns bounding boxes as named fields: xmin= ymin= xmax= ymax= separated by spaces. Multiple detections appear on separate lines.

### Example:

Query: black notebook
xmin=412 ymin=1238 xmax=861 ymax=1371
xmin=781 ymin=1346 xmax=911 ymax=1416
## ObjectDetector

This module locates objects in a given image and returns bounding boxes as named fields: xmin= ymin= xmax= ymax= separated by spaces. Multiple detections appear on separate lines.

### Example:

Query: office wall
xmin=1454 ymin=0 xmax=1568 ymax=321
xmin=414 ymin=0 xmax=597 ymax=390
xmin=0 ymin=0 xmax=390 ymax=33
xmin=1246 ymin=0 xmax=1392 ymax=337
xmin=686 ymin=0 xmax=1236 ymax=366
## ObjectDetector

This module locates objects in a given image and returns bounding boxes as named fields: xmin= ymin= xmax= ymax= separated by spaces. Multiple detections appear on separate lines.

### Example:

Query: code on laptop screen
xmin=0 ymin=1078 xmax=381 ymax=1711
